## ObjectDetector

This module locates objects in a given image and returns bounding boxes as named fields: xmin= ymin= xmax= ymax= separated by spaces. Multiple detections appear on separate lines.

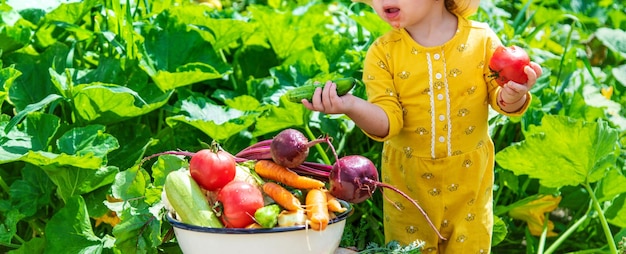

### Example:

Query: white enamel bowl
xmin=166 ymin=200 xmax=352 ymax=254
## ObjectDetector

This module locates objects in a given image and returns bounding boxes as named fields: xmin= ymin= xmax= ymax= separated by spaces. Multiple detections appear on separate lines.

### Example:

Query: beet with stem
xmin=269 ymin=128 xmax=329 ymax=168
xmin=328 ymin=154 xmax=447 ymax=241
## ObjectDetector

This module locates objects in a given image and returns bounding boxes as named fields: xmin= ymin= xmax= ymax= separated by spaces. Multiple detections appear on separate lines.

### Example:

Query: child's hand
xmin=500 ymin=62 xmax=542 ymax=103
xmin=302 ymin=80 xmax=355 ymax=114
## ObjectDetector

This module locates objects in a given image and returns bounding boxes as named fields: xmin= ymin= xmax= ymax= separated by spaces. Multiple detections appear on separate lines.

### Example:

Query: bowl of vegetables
xmin=153 ymin=128 xmax=414 ymax=253
xmin=158 ymin=142 xmax=354 ymax=254
xmin=165 ymin=198 xmax=352 ymax=254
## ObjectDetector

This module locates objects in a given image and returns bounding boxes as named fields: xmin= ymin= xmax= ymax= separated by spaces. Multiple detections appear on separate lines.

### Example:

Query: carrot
xmin=324 ymin=191 xmax=347 ymax=213
xmin=305 ymin=189 xmax=329 ymax=231
xmin=262 ymin=182 xmax=303 ymax=211
xmin=254 ymin=160 xmax=325 ymax=189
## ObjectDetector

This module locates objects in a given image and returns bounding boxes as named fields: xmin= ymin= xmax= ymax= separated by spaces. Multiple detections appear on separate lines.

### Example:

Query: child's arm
xmin=497 ymin=62 xmax=543 ymax=113
xmin=301 ymin=81 xmax=390 ymax=138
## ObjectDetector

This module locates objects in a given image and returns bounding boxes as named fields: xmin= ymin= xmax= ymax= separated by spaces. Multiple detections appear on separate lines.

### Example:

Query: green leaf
xmin=252 ymin=96 xmax=305 ymax=137
xmin=4 ymin=94 xmax=63 ymax=134
xmin=613 ymin=64 xmax=626 ymax=88
xmin=492 ymin=216 xmax=508 ymax=246
xmin=56 ymin=125 xmax=119 ymax=159
xmin=111 ymin=166 xmax=150 ymax=201
xmin=166 ymin=95 xmax=258 ymax=142
xmin=0 ymin=113 xmax=60 ymax=163
xmin=0 ymin=66 xmax=21 ymax=108
xmin=44 ymin=195 xmax=104 ymax=254
xmin=107 ymin=123 xmax=156 ymax=171
xmin=138 ymin=11 xmax=231 ymax=91
xmin=597 ymin=169 xmax=626 ymax=202
xmin=168 ymin=5 xmax=256 ymax=51
xmin=595 ymin=28 xmax=626 ymax=58
xmin=4 ymin=43 xmax=69 ymax=111
xmin=0 ymin=209 xmax=26 ymax=246
xmin=71 ymin=82 xmax=170 ymax=124
xmin=8 ymin=237 xmax=46 ymax=254
xmin=0 ymin=8 xmax=33 ymax=53
xmin=606 ymin=194 xmax=626 ymax=228
xmin=44 ymin=165 xmax=118 ymax=203
xmin=248 ymin=4 xmax=331 ymax=60
xmin=112 ymin=211 xmax=161 ymax=254
xmin=495 ymin=115 xmax=619 ymax=188
xmin=9 ymin=165 xmax=55 ymax=217
xmin=150 ymin=155 xmax=188 ymax=187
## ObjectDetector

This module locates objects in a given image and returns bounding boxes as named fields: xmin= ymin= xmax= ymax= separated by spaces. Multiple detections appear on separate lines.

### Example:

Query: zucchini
xmin=164 ymin=170 xmax=223 ymax=228
xmin=286 ymin=77 xmax=357 ymax=103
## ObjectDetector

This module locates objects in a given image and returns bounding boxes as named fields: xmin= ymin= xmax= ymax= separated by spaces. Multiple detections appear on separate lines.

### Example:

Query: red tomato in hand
xmin=489 ymin=45 xmax=530 ymax=86
xmin=217 ymin=180 xmax=264 ymax=228
xmin=189 ymin=149 xmax=236 ymax=191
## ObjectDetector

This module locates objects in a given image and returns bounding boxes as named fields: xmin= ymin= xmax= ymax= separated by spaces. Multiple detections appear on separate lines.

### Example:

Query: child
xmin=301 ymin=0 xmax=543 ymax=253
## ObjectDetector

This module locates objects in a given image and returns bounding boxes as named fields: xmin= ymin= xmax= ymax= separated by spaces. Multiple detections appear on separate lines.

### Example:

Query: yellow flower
xmin=601 ymin=86 xmax=613 ymax=100
xmin=509 ymin=195 xmax=562 ymax=237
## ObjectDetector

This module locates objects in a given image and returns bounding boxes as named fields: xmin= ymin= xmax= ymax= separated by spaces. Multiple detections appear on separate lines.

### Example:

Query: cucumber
xmin=164 ymin=170 xmax=223 ymax=228
xmin=286 ymin=77 xmax=357 ymax=103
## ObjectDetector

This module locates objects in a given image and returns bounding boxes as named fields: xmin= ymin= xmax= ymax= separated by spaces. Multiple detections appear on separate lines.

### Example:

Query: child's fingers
xmin=529 ymin=62 xmax=543 ymax=77
xmin=321 ymin=82 xmax=335 ymax=109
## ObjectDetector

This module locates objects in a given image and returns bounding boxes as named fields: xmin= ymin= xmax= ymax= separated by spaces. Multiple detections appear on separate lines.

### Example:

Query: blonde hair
xmin=445 ymin=0 xmax=480 ymax=17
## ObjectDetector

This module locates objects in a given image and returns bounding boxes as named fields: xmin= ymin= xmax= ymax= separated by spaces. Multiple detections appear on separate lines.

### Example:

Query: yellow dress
xmin=362 ymin=16 xmax=531 ymax=253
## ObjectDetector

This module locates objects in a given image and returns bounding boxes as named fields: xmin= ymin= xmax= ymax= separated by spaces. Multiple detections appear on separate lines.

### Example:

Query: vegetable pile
xmin=152 ymin=128 xmax=445 ymax=240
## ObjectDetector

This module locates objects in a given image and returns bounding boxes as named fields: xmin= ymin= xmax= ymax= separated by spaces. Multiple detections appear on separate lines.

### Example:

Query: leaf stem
xmin=0 ymin=175 xmax=9 ymax=194
xmin=537 ymin=212 xmax=550 ymax=253
xmin=544 ymin=212 xmax=589 ymax=254
xmin=583 ymin=183 xmax=617 ymax=253
xmin=304 ymin=124 xmax=331 ymax=165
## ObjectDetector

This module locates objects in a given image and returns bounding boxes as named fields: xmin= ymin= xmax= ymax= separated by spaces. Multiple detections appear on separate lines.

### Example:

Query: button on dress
xmin=361 ymin=15 xmax=531 ymax=253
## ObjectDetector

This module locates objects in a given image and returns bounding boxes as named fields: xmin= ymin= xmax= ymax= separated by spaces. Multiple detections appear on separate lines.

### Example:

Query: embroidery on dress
xmin=415 ymin=127 xmax=429 ymax=135
xmin=405 ymin=225 xmax=418 ymax=234
xmin=377 ymin=60 xmax=387 ymax=70
xmin=456 ymin=235 xmax=467 ymax=243
xmin=449 ymin=68 xmax=462 ymax=77
xmin=458 ymin=108 xmax=470 ymax=117
xmin=398 ymin=70 xmax=411 ymax=79
xmin=457 ymin=43 xmax=468 ymax=52
xmin=463 ymin=159 xmax=473 ymax=168
xmin=467 ymin=86 xmax=476 ymax=95
xmin=403 ymin=146 xmax=413 ymax=158
xmin=428 ymin=188 xmax=441 ymax=196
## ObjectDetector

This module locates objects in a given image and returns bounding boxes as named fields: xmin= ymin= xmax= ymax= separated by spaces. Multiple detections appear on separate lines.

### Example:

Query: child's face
xmin=370 ymin=0 xmax=439 ymax=29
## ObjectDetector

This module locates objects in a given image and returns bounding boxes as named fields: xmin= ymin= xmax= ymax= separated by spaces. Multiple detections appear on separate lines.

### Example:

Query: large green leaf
xmin=0 ymin=66 xmax=21 ymax=107
xmin=4 ymin=43 xmax=69 ymax=111
xmin=248 ymin=4 xmax=332 ymax=60
xmin=614 ymin=64 xmax=626 ymax=87
xmin=0 ymin=113 xmax=60 ymax=162
xmin=44 ymin=195 xmax=105 ymax=254
xmin=495 ymin=115 xmax=619 ymax=188
xmin=138 ymin=11 xmax=231 ymax=91
xmin=8 ymin=165 xmax=55 ymax=217
xmin=606 ymin=194 xmax=626 ymax=228
xmin=71 ymin=82 xmax=170 ymax=124
xmin=0 ymin=6 xmax=33 ymax=53
xmin=168 ymin=5 xmax=256 ymax=51
xmin=166 ymin=95 xmax=259 ymax=142
xmin=595 ymin=28 xmax=626 ymax=58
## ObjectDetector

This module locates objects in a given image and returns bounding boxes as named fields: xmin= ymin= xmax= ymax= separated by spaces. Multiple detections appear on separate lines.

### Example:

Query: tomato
xmin=217 ymin=180 xmax=265 ymax=228
xmin=189 ymin=149 xmax=236 ymax=191
xmin=489 ymin=45 xmax=530 ymax=86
